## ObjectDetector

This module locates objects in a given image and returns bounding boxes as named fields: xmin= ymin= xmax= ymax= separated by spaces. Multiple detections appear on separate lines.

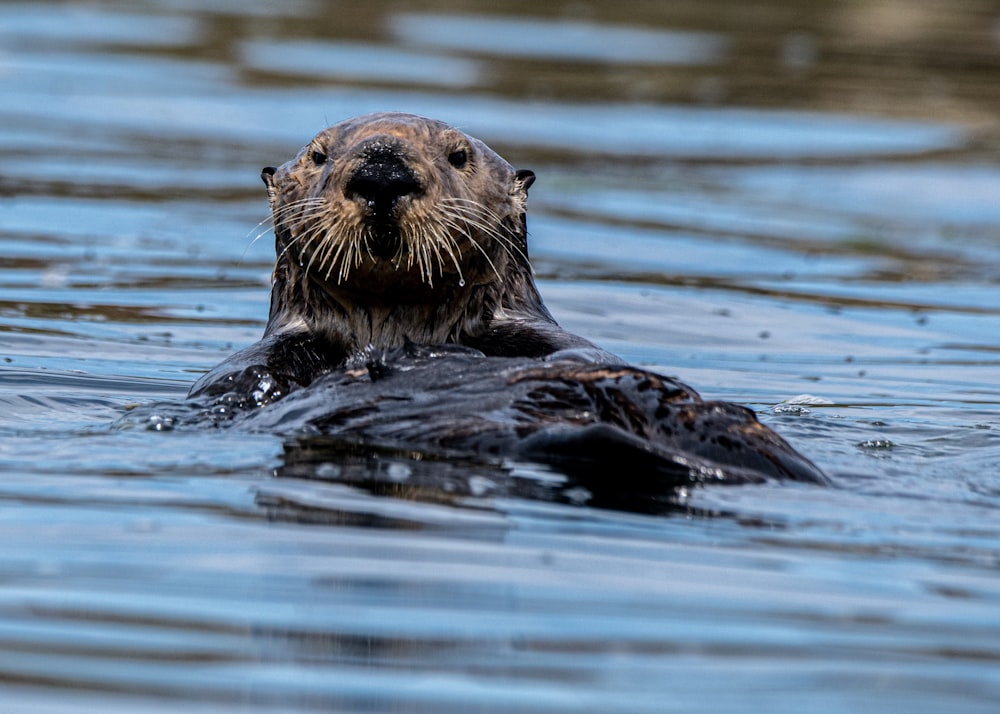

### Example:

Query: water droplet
xmin=773 ymin=404 xmax=811 ymax=415
xmin=858 ymin=439 xmax=894 ymax=450
xmin=145 ymin=414 xmax=175 ymax=432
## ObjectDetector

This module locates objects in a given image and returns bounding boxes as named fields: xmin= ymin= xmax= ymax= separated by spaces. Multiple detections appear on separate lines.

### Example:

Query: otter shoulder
xmin=468 ymin=317 xmax=622 ymax=364
xmin=188 ymin=329 xmax=345 ymax=404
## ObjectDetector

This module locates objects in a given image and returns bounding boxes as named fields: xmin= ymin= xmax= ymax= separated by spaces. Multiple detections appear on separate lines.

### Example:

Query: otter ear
xmin=514 ymin=169 xmax=536 ymax=194
xmin=261 ymin=166 xmax=278 ymax=202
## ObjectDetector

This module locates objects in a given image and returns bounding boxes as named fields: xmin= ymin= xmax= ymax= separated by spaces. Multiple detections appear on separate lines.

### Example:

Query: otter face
xmin=263 ymin=112 xmax=536 ymax=294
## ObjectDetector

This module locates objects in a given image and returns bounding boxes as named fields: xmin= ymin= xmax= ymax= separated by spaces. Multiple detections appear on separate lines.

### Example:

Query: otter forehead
xmin=334 ymin=112 xmax=457 ymax=143
xmin=306 ymin=112 xmax=513 ymax=172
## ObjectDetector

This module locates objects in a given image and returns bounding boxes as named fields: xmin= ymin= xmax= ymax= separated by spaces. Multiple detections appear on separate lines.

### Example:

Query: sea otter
xmin=182 ymin=112 xmax=826 ymax=487
xmin=190 ymin=111 xmax=613 ymax=403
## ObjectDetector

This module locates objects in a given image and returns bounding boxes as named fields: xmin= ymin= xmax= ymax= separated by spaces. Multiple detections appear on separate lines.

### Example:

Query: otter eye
xmin=447 ymin=149 xmax=468 ymax=169
xmin=310 ymin=150 xmax=327 ymax=166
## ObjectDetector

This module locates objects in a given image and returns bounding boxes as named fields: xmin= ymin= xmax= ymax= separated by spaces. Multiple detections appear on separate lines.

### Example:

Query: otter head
xmin=262 ymin=112 xmax=536 ymax=298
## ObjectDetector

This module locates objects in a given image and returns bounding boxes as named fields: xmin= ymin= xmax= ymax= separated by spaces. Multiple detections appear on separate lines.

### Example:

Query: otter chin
xmin=191 ymin=112 xmax=611 ymax=401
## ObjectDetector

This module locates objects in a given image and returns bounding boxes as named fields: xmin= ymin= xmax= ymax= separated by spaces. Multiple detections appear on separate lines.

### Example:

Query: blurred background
xmin=2 ymin=1 xmax=1000 ymax=711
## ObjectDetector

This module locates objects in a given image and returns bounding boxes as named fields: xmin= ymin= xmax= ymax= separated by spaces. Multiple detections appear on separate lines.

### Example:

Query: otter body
xmin=240 ymin=344 xmax=828 ymax=487
xmin=185 ymin=113 xmax=825 ymax=489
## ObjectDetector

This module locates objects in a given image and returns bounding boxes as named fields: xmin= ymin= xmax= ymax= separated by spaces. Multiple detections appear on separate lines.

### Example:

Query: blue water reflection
xmin=392 ymin=13 xmax=730 ymax=65
xmin=1 ymin=0 xmax=1000 ymax=711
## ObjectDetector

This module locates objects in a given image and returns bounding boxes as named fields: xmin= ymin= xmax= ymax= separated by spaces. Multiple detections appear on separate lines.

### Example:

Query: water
xmin=2 ymin=0 xmax=1000 ymax=710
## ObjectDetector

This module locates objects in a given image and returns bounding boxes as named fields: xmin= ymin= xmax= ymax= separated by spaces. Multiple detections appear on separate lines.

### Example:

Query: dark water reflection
xmin=2 ymin=0 xmax=1000 ymax=711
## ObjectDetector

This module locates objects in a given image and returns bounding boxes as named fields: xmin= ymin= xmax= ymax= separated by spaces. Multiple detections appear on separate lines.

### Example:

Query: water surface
xmin=2 ymin=1 xmax=1000 ymax=711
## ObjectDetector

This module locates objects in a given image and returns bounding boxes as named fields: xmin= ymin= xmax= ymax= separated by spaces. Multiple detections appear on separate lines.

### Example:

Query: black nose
xmin=345 ymin=146 xmax=421 ymax=215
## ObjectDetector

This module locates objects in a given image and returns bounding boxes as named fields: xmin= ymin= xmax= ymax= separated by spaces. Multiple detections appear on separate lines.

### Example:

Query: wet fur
xmin=175 ymin=112 xmax=826 ymax=488
xmin=191 ymin=113 xmax=612 ymax=400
